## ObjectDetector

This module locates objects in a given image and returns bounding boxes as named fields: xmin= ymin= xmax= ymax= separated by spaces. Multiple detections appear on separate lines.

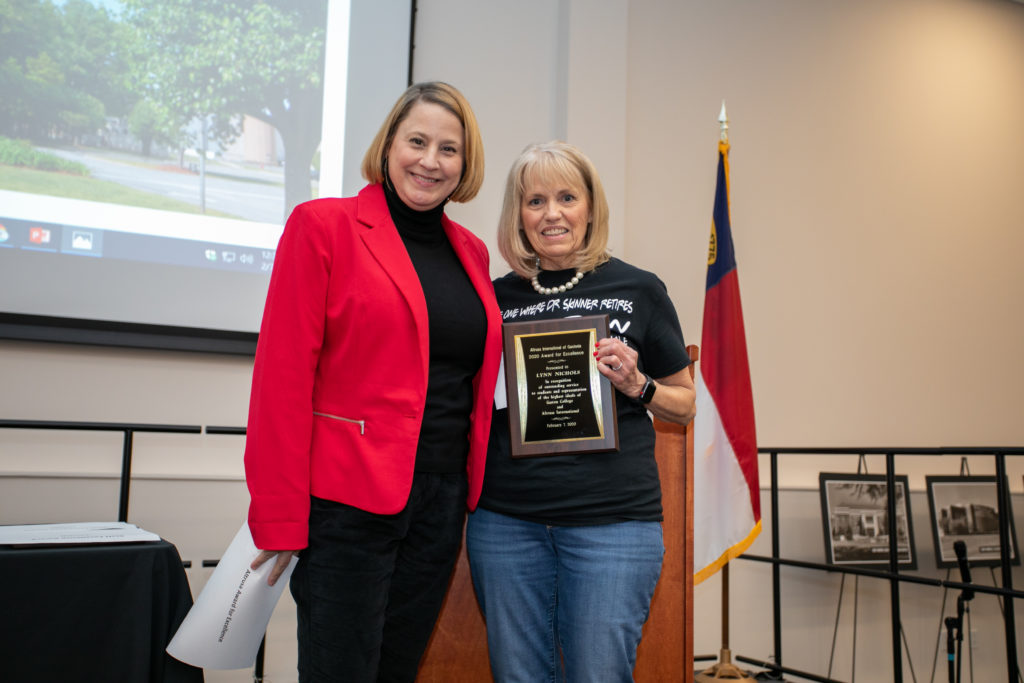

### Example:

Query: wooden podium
xmin=418 ymin=346 xmax=698 ymax=682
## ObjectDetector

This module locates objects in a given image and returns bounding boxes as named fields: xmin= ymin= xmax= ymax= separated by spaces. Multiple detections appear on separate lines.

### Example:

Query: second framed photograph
xmin=819 ymin=472 xmax=917 ymax=570
xmin=925 ymin=475 xmax=1019 ymax=568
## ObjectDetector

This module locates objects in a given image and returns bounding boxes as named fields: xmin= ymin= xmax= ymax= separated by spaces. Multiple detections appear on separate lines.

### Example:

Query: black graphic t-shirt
xmin=478 ymin=257 xmax=691 ymax=525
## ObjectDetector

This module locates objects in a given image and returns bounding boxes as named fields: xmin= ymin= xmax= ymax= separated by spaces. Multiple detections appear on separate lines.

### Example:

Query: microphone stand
xmin=947 ymin=540 xmax=975 ymax=683
xmin=945 ymin=615 xmax=957 ymax=683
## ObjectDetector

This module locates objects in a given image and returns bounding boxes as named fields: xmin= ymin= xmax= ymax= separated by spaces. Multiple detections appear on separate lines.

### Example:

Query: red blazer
xmin=244 ymin=184 xmax=503 ymax=551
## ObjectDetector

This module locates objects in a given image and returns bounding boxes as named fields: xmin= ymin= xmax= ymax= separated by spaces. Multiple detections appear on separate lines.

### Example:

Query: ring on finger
xmin=612 ymin=363 xmax=623 ymax=371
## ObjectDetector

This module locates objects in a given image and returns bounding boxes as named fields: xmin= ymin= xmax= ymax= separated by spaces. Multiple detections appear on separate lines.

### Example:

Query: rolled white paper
xmin=166 ymin=522 xmax=298 ymax=670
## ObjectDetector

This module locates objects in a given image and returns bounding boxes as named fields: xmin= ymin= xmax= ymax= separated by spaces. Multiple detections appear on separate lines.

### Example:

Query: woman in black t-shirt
xmin=466 ymin=141 xmax=697 ymax=682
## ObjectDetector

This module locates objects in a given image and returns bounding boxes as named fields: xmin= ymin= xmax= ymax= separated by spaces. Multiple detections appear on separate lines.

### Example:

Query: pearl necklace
xmin=531 ymin=269 xmax=585 ymax=295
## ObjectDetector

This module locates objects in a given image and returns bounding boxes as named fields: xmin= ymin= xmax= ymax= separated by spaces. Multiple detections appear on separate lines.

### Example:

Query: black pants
xmin=290 ymin=471 xmax=468 ymax=683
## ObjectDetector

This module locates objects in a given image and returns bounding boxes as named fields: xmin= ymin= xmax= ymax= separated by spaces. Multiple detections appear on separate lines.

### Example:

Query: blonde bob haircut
xmin=497 ymin=141 xmax=611 ymax=279
xmin=361 ymin=81 xmax=484 ymax=203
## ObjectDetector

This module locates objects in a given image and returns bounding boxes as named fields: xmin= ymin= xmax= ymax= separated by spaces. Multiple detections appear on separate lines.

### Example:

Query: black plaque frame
xmin=502 ymin=315 xmax=619 ymax=458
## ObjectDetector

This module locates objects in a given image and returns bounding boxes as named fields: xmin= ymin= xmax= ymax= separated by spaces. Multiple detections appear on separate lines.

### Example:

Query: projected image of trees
xmin=0 ymin=0 xmax=328 ymax=223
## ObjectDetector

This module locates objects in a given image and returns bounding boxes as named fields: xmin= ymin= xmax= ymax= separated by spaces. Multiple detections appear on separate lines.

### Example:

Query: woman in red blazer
xmin=244 ymin=82 xmax=502 ymax=682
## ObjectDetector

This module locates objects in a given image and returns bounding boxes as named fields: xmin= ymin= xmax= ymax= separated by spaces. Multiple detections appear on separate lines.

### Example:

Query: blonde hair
xmin=361 ymin=81 xmax=484 ymax=203
xmin=496 ymin=141 xmax=611 ymax=278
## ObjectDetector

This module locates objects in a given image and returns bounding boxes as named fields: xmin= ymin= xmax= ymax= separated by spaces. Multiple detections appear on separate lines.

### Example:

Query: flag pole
xmin=695 ymin=101 xmax=754 ymax=683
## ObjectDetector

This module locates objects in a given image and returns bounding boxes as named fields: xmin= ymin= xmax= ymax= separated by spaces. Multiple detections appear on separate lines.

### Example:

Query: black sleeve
xmin=638 ymin=275 xmax=691 ymax=379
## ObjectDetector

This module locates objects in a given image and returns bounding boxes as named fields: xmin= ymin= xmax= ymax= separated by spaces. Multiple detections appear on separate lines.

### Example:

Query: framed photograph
xmin=925 ymin=475 xmax=1019 ymax=568
xmin=502 ymin=315 xmax=618 ymax=458
xmin=819 ymin=472 xmax=916 ymax=570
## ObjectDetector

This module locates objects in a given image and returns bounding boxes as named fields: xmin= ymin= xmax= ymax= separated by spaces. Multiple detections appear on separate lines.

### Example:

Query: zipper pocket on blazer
xmin=312 ymin=411 xmax=365 ymax=435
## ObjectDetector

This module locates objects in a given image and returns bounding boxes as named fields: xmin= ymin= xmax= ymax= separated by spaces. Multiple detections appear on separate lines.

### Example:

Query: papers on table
xmin=166 ymin=521 xmax=297 ymax=670
xmin=0 ymin=521 xmax=161 ymax=546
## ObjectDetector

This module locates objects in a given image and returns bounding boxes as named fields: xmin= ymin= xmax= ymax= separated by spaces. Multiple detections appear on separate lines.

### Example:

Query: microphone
xmin=953 ymin=540 xmax=974 ymax=601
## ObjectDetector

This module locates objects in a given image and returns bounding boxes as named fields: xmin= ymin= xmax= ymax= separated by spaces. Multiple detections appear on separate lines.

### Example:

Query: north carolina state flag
xmin=693 ymin=140 xmax=761 ymax=583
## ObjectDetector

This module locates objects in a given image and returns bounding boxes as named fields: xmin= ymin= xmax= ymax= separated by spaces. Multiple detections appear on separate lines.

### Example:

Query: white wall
xmin=626 ymin=0 xmax=1024 ymax=450
xmin=3 ymin=0 xmax=1024 ymax=681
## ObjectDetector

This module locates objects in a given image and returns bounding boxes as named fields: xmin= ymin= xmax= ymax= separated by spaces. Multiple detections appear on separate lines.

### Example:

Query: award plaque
xmin=502 ymin=314 xmax=619 ymax=458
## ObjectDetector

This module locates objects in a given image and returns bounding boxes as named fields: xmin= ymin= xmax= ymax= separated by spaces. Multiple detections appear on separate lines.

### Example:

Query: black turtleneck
xmin=383 ymin=183 xmax=487 ymax=473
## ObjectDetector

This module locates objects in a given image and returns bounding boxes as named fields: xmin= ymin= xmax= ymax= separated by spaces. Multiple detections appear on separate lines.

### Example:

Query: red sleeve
xmin=243 ymin=200 xmax=336 ymax=550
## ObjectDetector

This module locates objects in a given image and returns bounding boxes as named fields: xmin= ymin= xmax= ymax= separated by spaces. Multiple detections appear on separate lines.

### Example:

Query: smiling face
xmin=386 ymin=101 xmax=464 ymax=211
xmin=519 ymin=171 xmax=592 ymax=271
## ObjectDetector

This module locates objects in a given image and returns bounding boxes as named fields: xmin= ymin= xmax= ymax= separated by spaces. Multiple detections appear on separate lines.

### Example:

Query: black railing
xmin=6 ymin=422 xmax=1023 ymax=681
xmin=0 ymin=419 xmax=203 ymax=521
xmin=741 ymin=446 xmax=1024 ymax=683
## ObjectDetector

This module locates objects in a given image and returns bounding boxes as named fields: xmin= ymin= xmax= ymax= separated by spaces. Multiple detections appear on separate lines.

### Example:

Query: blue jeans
xmin=466 ymin=508 xmax=664 ymax=683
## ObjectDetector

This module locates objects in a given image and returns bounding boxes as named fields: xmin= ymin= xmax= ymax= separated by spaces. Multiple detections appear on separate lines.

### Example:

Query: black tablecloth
xmin=0 ymin=539 xmax=204 ymax=683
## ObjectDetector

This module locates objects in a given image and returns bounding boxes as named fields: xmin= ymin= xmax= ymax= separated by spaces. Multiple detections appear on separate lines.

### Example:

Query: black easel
xmin=928 ymin=452 xmax=1024 ymax=683
xmin=930 ymin=458 xmax=975 ymax=683
xmin=827 ymin=455 xmax=918 ymax=683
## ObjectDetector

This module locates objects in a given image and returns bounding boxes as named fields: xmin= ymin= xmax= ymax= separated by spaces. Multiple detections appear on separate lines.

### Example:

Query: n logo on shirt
xmin=609 ymin=319 xmax=631 ymax=335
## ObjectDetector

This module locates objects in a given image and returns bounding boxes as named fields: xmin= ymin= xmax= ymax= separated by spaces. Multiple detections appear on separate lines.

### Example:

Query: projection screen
xmin=0 ymin=0 xmax=411 ymax=353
